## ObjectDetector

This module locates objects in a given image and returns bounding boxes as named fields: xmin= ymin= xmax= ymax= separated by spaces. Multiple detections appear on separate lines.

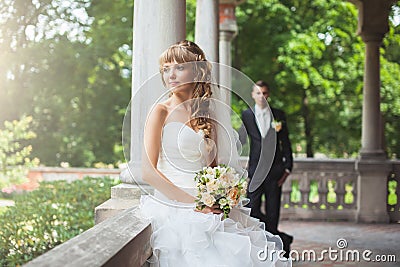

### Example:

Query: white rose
xmin=201 ymin=192 xmax=216 ymax=207
xmin=206 ymin=180 xmax=218 ymax=192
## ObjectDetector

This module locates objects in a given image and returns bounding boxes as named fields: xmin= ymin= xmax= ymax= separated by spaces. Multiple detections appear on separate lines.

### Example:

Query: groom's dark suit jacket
xmin=240 ymin=107 xmax=293 ymax=184
xmin=240 ymin=106 xmax=294 ymax=254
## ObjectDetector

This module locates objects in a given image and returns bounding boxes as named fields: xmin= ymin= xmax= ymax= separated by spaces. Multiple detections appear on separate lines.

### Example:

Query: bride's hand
xmin=195 ymin=204 xmax=223 ymax=214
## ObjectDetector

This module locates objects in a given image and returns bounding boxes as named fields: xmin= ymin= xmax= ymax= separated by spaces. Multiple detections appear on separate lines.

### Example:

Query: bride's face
xmin=162 ymin=62 xmax=195 ymax=93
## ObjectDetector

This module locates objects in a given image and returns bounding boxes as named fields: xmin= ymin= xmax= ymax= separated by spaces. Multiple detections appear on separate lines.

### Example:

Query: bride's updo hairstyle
xmin=159 ymin=40 xmax=214 ymax=140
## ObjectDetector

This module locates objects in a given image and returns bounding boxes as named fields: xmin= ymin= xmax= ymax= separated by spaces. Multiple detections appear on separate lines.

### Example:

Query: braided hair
xmin=159 ymin=40 xmax=214 ymax=139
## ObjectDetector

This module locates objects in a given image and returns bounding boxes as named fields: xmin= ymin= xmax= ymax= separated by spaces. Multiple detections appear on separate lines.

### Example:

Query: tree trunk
xmin=302 ymin=90 xmax=313 ymax=157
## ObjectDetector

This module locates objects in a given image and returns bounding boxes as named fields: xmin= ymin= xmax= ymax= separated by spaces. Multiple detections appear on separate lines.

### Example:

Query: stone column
xmin=159 ymin=0 xmax=186 ymax=51
xmin=349 ymin=0 xmax=394 ymax=223
xmin=120 ymin=0 xmax=186 ymax=184
xmin=219 ymin=2 xmax=240 ymax=107
xmin=195 ymin=0 xmax=219 ymax=63
xmin=360 ymin=38 xmax=385 ymax=158
xmin=97 ymin=0 xmax=187 ymax=223
xmin=125 ymin=0 xmax=162 ymax=183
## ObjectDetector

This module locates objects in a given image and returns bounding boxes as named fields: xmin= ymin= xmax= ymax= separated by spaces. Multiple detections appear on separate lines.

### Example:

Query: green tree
xmin=0 ymin=0 xmax=133 ymax=166
xmin=382 ymin=11 xmax=400 ymax=158
xmin=234 ymin=0 xmax=400 ymax=158
xmin=1 ymin=0 xmax=399 ymax=165
xmin=274 ymin=1 xmax=364 ymax=158
xmin=0 ymin=116 xmax=39 ymax=189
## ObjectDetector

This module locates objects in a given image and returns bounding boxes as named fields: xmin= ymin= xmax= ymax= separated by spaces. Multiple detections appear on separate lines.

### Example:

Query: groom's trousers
xmin=247 ymin=164 xmax=293 ymax=257
xmin=247 ymin=163 xmax=283 ymax=232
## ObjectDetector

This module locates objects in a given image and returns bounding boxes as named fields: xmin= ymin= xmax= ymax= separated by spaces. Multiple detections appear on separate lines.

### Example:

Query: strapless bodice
xmin=156 ymin=122 xmax=207 ymax=195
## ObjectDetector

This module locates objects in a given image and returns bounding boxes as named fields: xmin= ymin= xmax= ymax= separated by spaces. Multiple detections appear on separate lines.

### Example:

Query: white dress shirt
xmin=254 ymin=105 xmax=270 ymax=138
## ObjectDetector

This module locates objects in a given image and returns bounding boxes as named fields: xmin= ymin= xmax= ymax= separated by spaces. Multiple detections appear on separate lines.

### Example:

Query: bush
xmin=0 ymin=176 xmax=120 ymax=266
xmin=0 ymin=115 xmax=40 ymax=190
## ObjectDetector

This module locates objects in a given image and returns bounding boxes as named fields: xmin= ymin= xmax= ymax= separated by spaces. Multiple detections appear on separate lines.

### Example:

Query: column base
xmin=95 ymin=183 xmax=153 ymax=224
xmin=355 ymin=159 xmax=391 ymax=223
xmin=356 ymin=212 xmax=390 ymax=223
xmin=359 ymin=149 xmax=386 ymax=160
xmin=119 ymin=164 xmax=143 ymax=184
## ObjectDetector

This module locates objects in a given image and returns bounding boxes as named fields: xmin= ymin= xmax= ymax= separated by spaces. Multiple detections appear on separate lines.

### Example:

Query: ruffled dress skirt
xmin=140 ymin=194 xmax=292 ymax=267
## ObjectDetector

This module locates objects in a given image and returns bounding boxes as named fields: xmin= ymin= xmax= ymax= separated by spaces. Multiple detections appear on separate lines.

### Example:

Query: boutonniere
xmin=271 ymin=120 xmax=282 ymax=132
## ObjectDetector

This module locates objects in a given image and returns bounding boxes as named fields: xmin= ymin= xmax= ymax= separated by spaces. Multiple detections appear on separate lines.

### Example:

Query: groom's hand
xmin=277 ymin=171 xmax=290 ymax=187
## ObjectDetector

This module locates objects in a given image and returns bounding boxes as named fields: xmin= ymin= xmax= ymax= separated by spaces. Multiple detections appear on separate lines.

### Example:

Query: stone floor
xmin=279 ymin=220 xmax=400 ymax=266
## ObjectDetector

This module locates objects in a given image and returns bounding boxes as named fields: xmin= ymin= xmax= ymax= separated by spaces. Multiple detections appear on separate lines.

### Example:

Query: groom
xmin=239 ymin=80 xmax=293 ymax=257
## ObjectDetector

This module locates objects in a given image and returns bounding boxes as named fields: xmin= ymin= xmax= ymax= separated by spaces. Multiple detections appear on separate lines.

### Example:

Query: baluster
xmin=348 ymin=177 xmax=357 ymax=209
xmin=387 ymin=172 xmax=399 ymax=222
xmin=281 ymin=174 xmax=293 ymax=208
xmin=393 ymin=165 xmax=400 ymax=222
xmin=308 ymin=178 xmax=319 ymax=206
xmin=299 ymin=174 xmax=310 ymax=208
xmin=335 ymin=173 xmax=345 ymax=209
xmin=326 ymin=174 xmax=337 ymax=209
xmin=318 ymin=173 xmax=328 ymax=209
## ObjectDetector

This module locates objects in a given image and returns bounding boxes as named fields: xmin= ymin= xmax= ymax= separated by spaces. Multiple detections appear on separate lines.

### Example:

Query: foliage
xmin=0 ymin=0 xmax=399 ymax=164
xmin=388 ymin=179 xmax=397 ymax=206
xmin=0 ymin=116 xmax=39 ymax=189
xmin=0 ymin=176 xmax=119 ymax=266
xmin=234 ymin=0 xmax=400 ymax=158
xmin=0 ymin=0 xmax=132 ymax=167
xmin=0 ymin=206 xmax=8 ymax=216
xmin=381 ymin=14 xmax=400 ymax=159
xmin=186 ymin=0 xmax=196 ymax=41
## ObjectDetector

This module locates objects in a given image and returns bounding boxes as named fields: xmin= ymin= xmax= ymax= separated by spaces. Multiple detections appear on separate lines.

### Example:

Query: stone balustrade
xmin=23 ymin=158 xmax=400 ymax=266
xmin=24 ymin=207 xmax=152 ymax=267
xmin=280 ymin=159 xmax=358 ymax=221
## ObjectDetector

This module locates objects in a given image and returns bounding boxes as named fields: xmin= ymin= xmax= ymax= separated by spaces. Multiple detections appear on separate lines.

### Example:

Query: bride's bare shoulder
xmin=149 ymin=103 xmax=168 ymax=120
xmin=153 ymin=99 xmax=175 ymax=114
xmin=153 ymin=102 xmax=168 ymax=111
xmin=148 ymin=99 xmax=176 ymax=126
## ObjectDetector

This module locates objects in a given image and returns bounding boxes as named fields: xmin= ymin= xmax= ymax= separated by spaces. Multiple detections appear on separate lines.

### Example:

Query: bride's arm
xmin=141 ymin=104 xmax=195 ymax=203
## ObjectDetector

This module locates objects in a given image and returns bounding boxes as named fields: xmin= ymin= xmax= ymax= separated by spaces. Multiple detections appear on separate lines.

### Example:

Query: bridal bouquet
xmin=194 ymin=164 xmax=247 ymax=219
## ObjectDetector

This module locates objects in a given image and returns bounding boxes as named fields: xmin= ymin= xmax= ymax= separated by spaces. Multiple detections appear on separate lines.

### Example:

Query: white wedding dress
xmin=140 ymin=122 xmax=291 ymax=267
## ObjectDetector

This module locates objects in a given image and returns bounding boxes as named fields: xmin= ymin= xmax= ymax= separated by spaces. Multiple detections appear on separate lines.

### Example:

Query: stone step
xmin=111 ymin=183 xmax=142 ymax=200
xmin=95 ymin=198 xmax=139 ymax=224
xmin=111 ymin=183 xmax=154 ymax=200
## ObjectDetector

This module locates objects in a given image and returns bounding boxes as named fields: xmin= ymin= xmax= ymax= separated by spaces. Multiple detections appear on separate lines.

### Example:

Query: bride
xmin=140 ymin=40 xmax=291 ymax=267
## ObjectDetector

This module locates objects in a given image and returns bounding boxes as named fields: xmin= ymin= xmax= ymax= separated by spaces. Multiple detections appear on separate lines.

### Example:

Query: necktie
xmin=259 ymin=110 xmax=269 ymax=138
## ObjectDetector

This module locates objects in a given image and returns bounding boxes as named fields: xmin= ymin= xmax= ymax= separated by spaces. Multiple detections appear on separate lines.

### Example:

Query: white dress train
xmin=140 ymin=122 xmax=291 ymax=267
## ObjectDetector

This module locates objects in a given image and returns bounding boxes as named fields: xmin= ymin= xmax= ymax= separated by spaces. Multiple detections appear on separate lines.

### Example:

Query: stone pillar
xmin=349 ymin=0 xmax=394 ymax=223
xmin=120 ymin=0 xmax=186 ymax=184
xmin=355 ymin=161 xmax=391 ymax=223
xmin=195 ymin=0 xmax=219 ymax=63
xmin=219 ymin=2 xmax=240 ymax=107
xmin=126 ymin=0 xmax=162 ymax=183
xmin=159 ymin=0 xmax=186 ymax=51
xmin=98 ymin=0 xmax=187 ymax=223
xmin=360 ymin=38 xmax=385 ymax=158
